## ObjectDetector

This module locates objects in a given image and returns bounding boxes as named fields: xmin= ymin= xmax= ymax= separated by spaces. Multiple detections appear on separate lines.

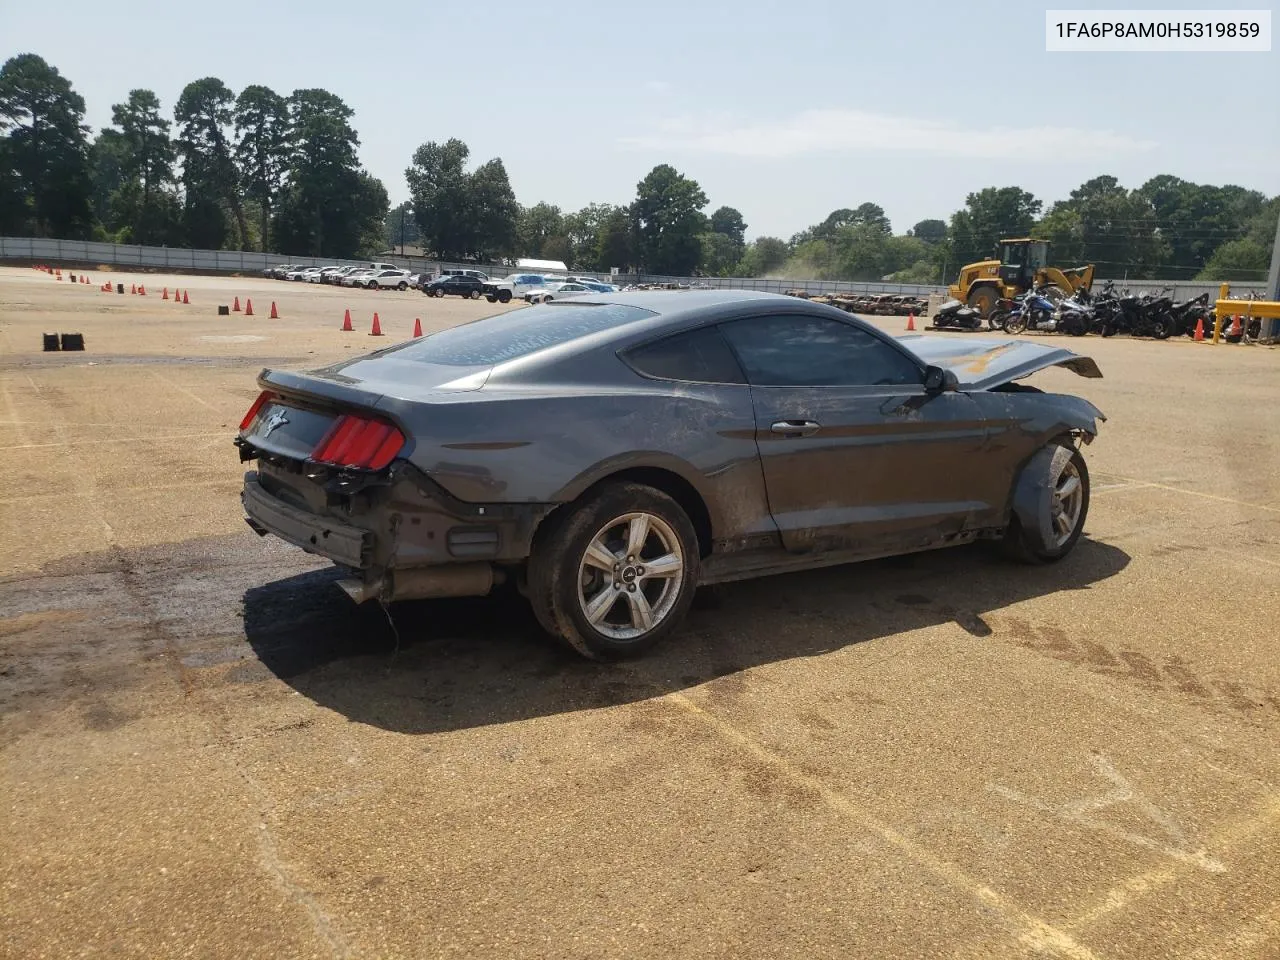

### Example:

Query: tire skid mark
xmin=996 ymin=617 xmax=1280 ymax=721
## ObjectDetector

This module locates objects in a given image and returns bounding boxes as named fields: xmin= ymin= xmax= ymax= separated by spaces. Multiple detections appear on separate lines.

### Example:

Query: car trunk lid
xmin=900 ymin=336 xmax=1102 ymax=391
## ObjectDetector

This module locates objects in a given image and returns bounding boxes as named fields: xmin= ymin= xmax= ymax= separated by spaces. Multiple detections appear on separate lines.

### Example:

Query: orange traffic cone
xmin=413 ymin=317 xmax=423 ymax=337
xmin=232 ymin=296 xmax=241 ymax=312
xmin=162 ymin=287 xmax=169 ymax=300
xmin=370 ymin=312 xmax=383 ymax=336
xmin=56 ymin=269 xmax=62 ymax=280
xmin=182 ymin=290 xmax=189 ymax=305
xmin=1193 ymin=317 xmax=1205 ymax=341
xmin=244 ymin=299 xmax=254 ymax=316
xmin=130 ymin=283 xmax=137 ymax=294
xmin=341 ymin=309 xmax=353 ymax=331
xmin=138 ymin=284 xmax=146 ymax=295
xmin=269 ymin=301 xmax=278 ymax=319
xmin=906 ymin=311 xmax=916 ymax=331
xmin=1229 ymin=315 xmax=1242 ymax=337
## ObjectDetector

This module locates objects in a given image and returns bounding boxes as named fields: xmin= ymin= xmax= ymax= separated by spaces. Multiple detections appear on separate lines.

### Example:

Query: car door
xmin=718 ymin=312 xmax=992 ymax=554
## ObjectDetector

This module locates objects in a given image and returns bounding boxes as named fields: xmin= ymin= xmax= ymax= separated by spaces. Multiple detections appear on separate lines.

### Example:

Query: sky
xmin=3 ymin=0 xmax=1277 ymax=240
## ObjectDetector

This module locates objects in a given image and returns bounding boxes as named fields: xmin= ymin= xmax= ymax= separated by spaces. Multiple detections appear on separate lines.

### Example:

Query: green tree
xmin=1196 ymin=239 xmax=1270 ymax=281
xmin=948 ymin=186 xmax=1042 ymax=267
xmin=88 ymin=129 xmax=129 ymax=229
xmin=562 ymin=202 xmax=618 ymax=270
xmin=1036 ymin=206 xmax=1085 ymax=264
xmin=234 ymin=85 xmax=289 ymax=251
xmin=272 ymin=88 xmax=384 ymax=258
xmin=630 ymin=164 xmax=708 ymax=275
xmin=737 ymin=236 xmax=789 ymax=276
xmin=175 ymin=77 xmax=247 ymax=249
xmin=909 ymin=218 xmax=947 ymax=244
xmin=595 ymin=207 xmax=635 ymax=271
xmin=465 ymin=157 xmax=518 ymax=261
xmin=1051 ymin=175 xmax=1167 ymax=278
xmin=517 ymin=202 xmax=564 ymax=258
xmin=709 ymin=205 xmax=747 ymax=250
xmin=406 ymin=137 xmax=472 ymax=260
xmin=699 ymin=231 xmax=741 ymax=275
xmin=110 ymin=89 xmax=178 ymax=244
xmin=0 ymin=53 xmax=95 ymax=238
xmin=385 ymin=199 xmax=420 ymax=251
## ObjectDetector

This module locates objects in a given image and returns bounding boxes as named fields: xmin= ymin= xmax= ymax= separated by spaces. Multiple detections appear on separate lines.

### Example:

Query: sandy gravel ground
xmin=1 ymin=265 xmax=1278 ymax=959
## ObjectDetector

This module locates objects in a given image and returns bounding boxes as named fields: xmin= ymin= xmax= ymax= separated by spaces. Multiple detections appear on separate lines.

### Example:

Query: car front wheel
xmin=1003 ymin=440 xmax=1090 ymax=563
xmin=433 ymin=288 xmax=444 ymax=297
xmin=397 ymin=281 xmax=407 ymax=291
xmin=498 ymin=290 xmax=512 ymax=303
xmin=527 ymin=482 xmax=700 ymax=660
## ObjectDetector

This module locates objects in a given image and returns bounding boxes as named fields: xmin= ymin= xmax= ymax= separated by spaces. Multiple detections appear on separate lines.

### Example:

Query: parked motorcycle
xmin=1001 ymin=287 xmax=1059 ymax=334
xmin=931 ymin=298 xmax=984 ymax=330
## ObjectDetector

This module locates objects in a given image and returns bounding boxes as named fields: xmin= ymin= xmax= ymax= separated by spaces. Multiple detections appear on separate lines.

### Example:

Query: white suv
xmin=364 ymin=269 xmax=413 ymax=290
xmin=482 ymin=273 xmax=556 ymax=303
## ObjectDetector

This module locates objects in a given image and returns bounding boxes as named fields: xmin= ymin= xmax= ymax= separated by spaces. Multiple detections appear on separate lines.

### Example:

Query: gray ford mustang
xmin=236 ymin=290 xmax=1105 ymax=659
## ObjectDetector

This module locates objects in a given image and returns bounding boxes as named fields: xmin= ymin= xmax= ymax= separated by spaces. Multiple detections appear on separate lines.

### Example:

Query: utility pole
xmin=1267 ymin=205 xmax=1280 ymax=302
xmin=399 ymin=206 xmax=406 ymax=257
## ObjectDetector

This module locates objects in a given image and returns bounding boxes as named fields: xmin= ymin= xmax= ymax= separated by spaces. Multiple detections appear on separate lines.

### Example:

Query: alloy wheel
xmin=576 ymin=512 xmax=685 ymax=642
xmin=1052 ymin=459 xmax=1084 ymax=546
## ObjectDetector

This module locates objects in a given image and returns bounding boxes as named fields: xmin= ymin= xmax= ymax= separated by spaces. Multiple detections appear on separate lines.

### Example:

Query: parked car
xmin=364 ymin=269 xmax=414 ymax=291
xmin=527 ymin=281 xmax=592 ymax=303
xmin=407 ymin=272 xmax=434 ymax=290
xmin=425 ymin=274 xmax=486 ymax=298
xmin=305 ymin=267 xmax=338 ymax=283
xmin=318 ymin=266 xmax=349 ymax=283
xmin=341 ymin=269 xmax=376 ymax=287
xmin=481 ymin=273 xmax=554 ymax=303
xmin=441 ymin=269 xmax=489 ymax=280
xmin=236 ymin=290 xmax=1105 ymax=661
xmin=268 ymin=264 xmax=298 ymax=279
xmin=285 ymin=266 xmax=318 ymax=281
xmin=566 ymin=276 xmax=619 ymax=293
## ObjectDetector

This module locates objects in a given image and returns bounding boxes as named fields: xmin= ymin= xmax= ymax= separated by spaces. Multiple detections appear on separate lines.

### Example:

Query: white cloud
xmin=643 ymin=80 xmax=672 ymax=94
xmin=619 ymin=108 xmax=1158 ymax=162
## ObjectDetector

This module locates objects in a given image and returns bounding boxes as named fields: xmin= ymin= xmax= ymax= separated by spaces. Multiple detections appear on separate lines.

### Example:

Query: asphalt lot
xmin=1 ymin=265 xmax=1278 ymax=959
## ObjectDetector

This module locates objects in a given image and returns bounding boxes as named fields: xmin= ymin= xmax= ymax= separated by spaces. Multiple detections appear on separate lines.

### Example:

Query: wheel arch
xmin=539 ymin=461 xmax=715 ymax=559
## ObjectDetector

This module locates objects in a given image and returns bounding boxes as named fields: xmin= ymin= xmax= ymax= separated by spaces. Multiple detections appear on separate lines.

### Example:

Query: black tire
xmin=469 ymin=289 xmax=480 ymax=300
xmin=485 ymin=295 xmax=497 ymax=303
xmin=367 ymin=280 xmax=378 ymax=290
xmin=1002 ymin=440 xmax=1090 ymax=564
xmin=967 ymin=286 xmax=998 ymax=318
xmin=1004 ymin=312 xmax=1028 ymax=334
xmin=433 ymin=287 xmax=444 ymax=298
xmin=527 ymin=482 xmax=701 ymax=660
xmin=987 ymin=309 xmax=1008 ymax=331
xmin=498 ymin=290 xmax=512 ymax=303
xmin=397 ymin=281 xmax=407 ymax=291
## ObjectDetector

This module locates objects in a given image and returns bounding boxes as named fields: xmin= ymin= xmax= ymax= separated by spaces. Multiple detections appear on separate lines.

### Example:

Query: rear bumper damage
xmin=240 ymin=463 xmax=554 ymax=603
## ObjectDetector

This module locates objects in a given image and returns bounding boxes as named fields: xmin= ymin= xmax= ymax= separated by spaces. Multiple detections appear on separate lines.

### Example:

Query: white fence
xmin=0 ymin=235 xmax=1260 ymax=302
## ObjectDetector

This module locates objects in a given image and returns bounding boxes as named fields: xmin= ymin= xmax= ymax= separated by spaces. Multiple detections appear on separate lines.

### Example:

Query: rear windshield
xmin=390 ymin=303 xmax=656 ymax=366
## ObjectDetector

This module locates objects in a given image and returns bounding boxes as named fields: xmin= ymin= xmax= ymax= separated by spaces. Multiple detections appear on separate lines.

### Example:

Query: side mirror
xmin=924 ymin=365 xmax=958 ymax=394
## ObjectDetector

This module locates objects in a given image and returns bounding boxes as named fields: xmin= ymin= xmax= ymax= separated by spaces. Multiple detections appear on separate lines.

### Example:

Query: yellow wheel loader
xmin=948 ymin=239 xmax=1095 ymax=318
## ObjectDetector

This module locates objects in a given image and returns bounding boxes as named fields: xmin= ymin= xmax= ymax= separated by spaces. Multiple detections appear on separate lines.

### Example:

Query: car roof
xmin=574 ymin=288 xmax=783 ymax=314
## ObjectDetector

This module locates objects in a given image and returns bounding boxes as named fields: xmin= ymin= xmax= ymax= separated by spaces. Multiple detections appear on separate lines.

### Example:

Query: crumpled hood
xmin=900 ymin=336 xmax=1103 ymax=391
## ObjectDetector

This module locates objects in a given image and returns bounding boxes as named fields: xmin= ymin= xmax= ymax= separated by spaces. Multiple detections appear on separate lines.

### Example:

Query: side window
xmin=624 ymin=326 xmax=746 ymax=384
xmin=718 ymin=314 xmax=922 ymax=387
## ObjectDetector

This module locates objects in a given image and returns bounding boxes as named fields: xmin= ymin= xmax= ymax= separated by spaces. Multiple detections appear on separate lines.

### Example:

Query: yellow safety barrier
xmin=1213 ymin=283 xmax=1280 ymax=344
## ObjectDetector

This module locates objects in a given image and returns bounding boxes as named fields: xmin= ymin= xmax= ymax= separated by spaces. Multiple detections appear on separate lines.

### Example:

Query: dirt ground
xmin=1 ymin=265 xmax=1278 ymax=960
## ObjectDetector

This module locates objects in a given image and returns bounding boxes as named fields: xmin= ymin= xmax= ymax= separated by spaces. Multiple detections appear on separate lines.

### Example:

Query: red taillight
xmin=311 ymin=414 xmax=404 ymax=470
xmin=239 ymin=390 xmax=274 ymax=431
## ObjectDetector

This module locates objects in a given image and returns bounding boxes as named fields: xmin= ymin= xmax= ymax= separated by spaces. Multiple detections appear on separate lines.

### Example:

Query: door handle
xmin=771 ymin=419 xmax=822 ymax=437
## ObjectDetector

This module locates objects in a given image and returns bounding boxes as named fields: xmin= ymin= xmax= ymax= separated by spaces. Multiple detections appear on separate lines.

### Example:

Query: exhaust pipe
xmin=337 ymin=563 xmax=503 ymax=604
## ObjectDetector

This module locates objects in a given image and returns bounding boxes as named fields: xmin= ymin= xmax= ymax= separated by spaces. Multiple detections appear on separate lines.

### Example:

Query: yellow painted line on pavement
xmin=0 ymin=432 xmax=226 ymax=451
xmin=666 ymin=691 xmax=1101 ymax=960
xmin=1107 ymin=475 xmax=1280 ymax=513
xmin=1067 ymin=794 xmax=1280 ymax=933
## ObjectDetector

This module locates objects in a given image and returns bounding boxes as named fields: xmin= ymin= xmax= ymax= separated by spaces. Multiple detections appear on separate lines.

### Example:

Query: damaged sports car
xmin=236 ymin=290 xmax=1105 ymax=659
